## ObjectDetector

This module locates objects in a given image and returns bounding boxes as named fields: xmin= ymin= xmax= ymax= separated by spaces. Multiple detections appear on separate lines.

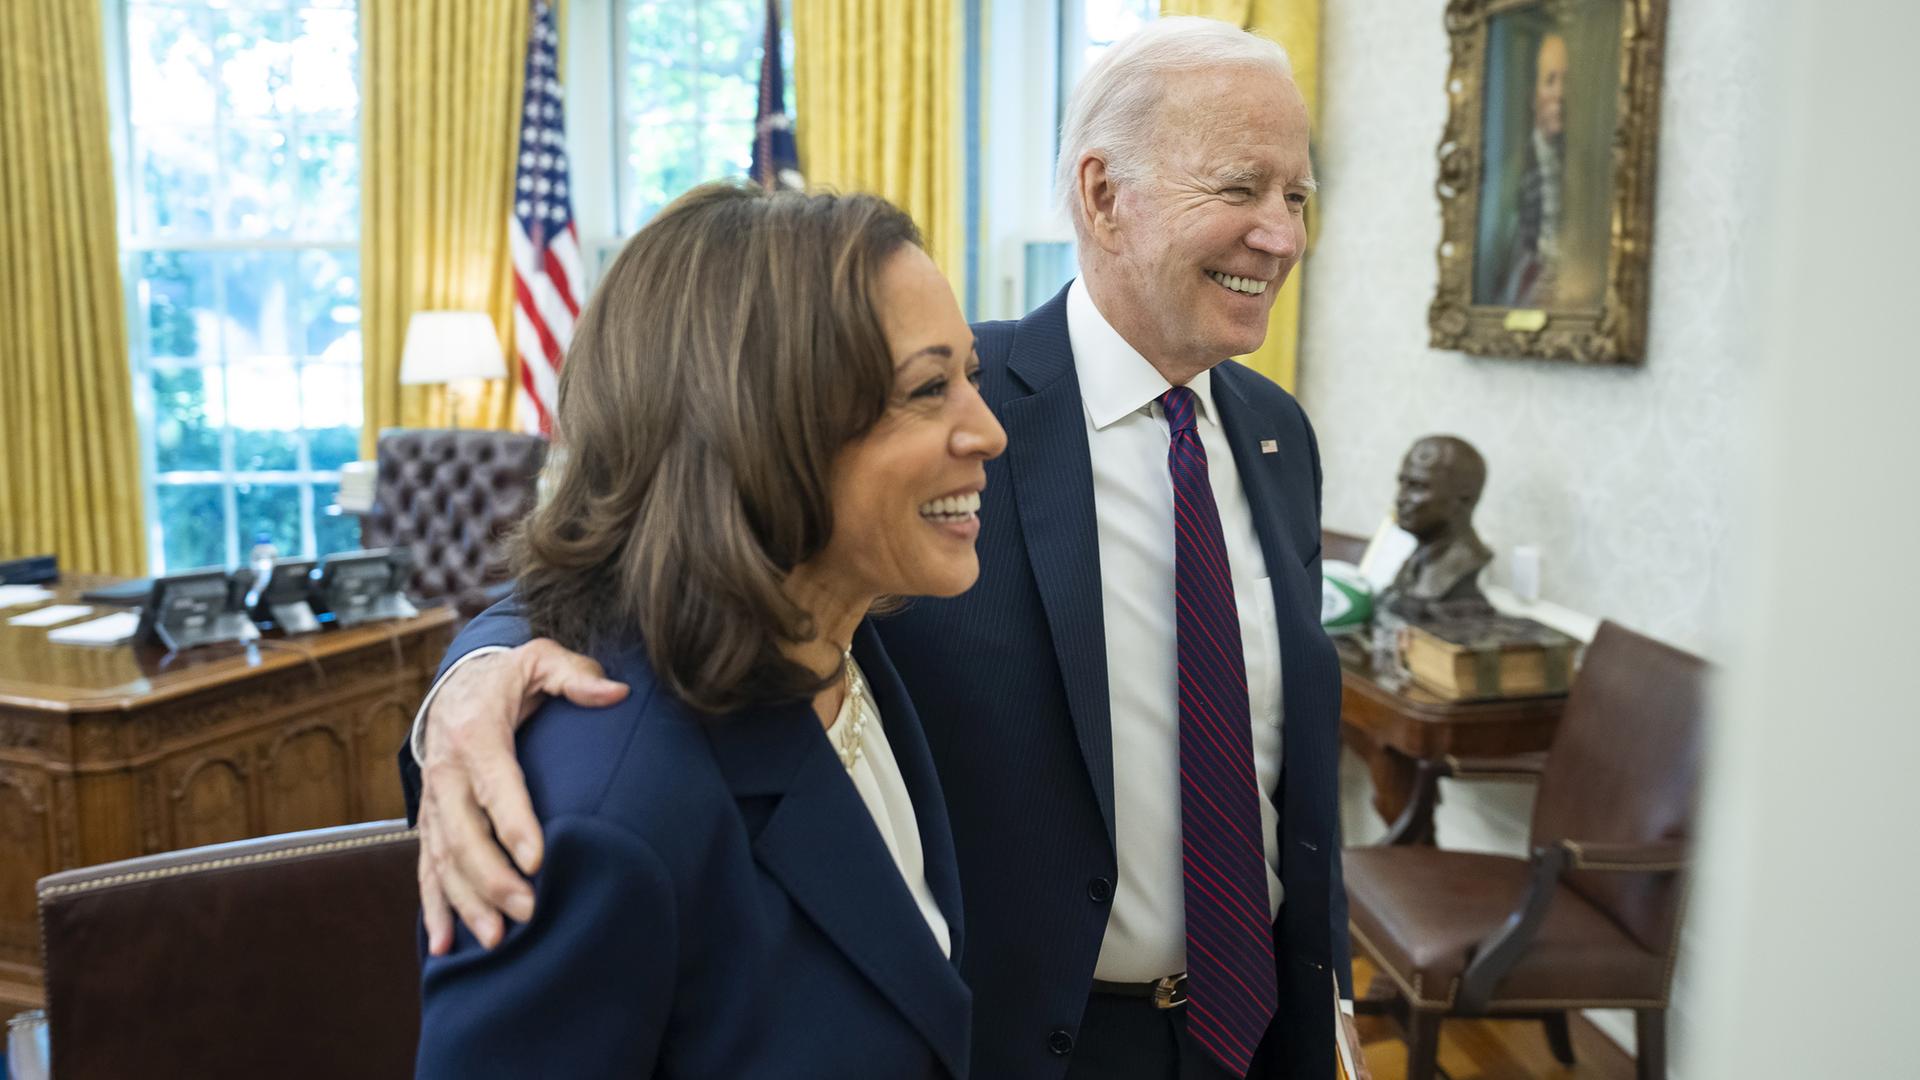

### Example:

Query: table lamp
xmin=400 ymin=311 xmax=507 ymax=429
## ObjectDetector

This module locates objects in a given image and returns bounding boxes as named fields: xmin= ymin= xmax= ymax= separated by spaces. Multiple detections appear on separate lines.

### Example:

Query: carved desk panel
xmin=0 ymin=577 xmax=454 ymax=1011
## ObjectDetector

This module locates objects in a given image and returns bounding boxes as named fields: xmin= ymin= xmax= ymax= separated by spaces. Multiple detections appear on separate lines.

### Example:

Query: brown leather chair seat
xmin=1345 ymin=845 xmax=1667 ymax=1009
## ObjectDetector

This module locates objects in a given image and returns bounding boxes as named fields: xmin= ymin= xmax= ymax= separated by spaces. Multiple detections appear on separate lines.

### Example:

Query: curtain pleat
xmin=359 ymin=0 xmax=532 ymax=454
xmin=0 ymin=0 xmax=146 ymax=574
xmin=794 ymin=0 xmax=965 ymax=291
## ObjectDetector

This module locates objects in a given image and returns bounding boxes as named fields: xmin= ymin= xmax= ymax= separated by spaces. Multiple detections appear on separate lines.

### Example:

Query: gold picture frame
xmin=1427 ymin=0 xmax=1668 ymax=364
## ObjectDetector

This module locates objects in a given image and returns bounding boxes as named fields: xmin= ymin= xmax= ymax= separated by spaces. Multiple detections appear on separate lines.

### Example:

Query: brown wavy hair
xmin=512 ymin=182 xmax=922 ymax=713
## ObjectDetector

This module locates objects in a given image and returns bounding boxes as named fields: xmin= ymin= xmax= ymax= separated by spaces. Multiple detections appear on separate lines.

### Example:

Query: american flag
xmin=509 ymin=0 xmax=580 ymax=436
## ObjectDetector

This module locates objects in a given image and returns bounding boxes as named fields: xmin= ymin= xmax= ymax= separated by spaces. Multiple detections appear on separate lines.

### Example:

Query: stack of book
xmin=1401 ymin=614 xmax=1578 ymax=701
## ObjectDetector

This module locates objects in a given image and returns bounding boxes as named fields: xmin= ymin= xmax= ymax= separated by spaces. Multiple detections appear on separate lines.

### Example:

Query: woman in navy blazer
xmin=413 ymin=184 xmax=1005 ymax=1078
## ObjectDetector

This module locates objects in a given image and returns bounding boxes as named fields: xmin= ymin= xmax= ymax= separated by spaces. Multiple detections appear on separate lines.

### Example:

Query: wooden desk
xmin=0 ymin=576 xmax=454 ymax=1011
xmin=1337 ymin=637 xmax=1566 ymax=833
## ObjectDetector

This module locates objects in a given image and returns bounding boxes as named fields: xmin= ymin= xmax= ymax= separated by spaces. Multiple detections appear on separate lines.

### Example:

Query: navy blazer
xmin=412 ymin=622 xmax=972 ymax=1079
xmin=407 ymin=283 xmax=1349 ymax=1079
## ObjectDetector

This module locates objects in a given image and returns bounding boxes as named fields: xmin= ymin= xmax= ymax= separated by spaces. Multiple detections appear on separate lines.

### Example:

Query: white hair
xmin=1054 ymin=16 xmax=1295 ymax=230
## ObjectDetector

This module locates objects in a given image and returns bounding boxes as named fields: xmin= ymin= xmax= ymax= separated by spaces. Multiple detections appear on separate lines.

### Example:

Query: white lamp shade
xmin=400 ymin=311 xmax=507 ymax=385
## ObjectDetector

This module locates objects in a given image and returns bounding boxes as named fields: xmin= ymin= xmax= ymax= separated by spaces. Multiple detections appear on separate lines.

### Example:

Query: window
xmin=113 ymin=0 xmax=364 ymax=574
xmin=1058 ymin=0 xmax=1157 ymax=128
xmin=975 ymin=0 xmax=1156 ymax=320
xmin=615 ymin=0 xmax=789 ymax=233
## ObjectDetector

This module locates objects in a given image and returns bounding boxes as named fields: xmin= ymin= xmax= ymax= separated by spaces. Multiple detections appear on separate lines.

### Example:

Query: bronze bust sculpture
xmin=1378 ymin=435 xmax=1495 ymax=621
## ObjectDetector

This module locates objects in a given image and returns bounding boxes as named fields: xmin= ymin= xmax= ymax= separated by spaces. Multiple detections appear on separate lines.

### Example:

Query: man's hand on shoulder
xmin=416 ymin=639 xmax=629 ymax=955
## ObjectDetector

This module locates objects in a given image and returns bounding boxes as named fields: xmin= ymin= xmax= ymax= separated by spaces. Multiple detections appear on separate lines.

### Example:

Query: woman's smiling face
xmin=810 ymin=245 xmax=1007 ymax=602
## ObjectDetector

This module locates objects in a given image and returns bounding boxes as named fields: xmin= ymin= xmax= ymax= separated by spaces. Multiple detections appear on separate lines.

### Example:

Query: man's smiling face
xmin=1101 ymin=65 xmax=1315 ymax=370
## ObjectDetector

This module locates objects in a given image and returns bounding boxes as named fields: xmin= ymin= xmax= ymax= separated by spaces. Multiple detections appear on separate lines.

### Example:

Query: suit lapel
xmin=705 ymin=661 xmax=971 ymax=1077
xmin=999 ymin=286 xmax=1117 ymax=844
xmin=1211 ymin=368 xmax=1332 ymax=790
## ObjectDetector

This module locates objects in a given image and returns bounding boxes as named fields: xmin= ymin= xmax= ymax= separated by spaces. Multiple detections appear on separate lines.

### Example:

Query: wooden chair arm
xmin=1454 ymin=838 xmax=1688 ymax=1012
xmin=1380 ymin=753 xmax=1549 ymax=847
xmin=1455 ymin=842 xmax=1570 ymax=1012
xmin=1381 ymin=758 xmax=1447 ymax=846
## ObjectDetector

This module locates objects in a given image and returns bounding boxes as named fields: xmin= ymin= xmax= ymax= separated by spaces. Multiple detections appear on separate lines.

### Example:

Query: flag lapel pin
xmin=1260 ymin=439 xmax=1278 ymax=454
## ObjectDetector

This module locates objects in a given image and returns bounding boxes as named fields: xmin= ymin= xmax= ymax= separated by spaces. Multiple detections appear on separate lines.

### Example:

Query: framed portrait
xmin=1427 ymin=0 xmax=1668 ymax=364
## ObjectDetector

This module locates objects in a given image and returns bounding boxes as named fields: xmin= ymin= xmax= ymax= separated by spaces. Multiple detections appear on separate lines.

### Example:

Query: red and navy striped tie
xmin=1161 ymin=386 xmax=1276 ymax=1076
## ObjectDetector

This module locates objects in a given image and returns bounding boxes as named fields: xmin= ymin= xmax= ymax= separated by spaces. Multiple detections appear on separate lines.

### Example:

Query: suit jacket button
xmin=1048 ymin=1029 xmax=1075 ymax=1056
xmin=1087 ymin=876 xmax=1113 ymax=903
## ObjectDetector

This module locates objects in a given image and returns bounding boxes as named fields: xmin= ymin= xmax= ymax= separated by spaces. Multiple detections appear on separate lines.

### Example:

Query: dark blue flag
xmin=751 ymin=0 xmax=802 ymax=190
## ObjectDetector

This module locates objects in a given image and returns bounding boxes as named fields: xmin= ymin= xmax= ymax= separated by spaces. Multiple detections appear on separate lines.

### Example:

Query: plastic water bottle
xmin=249 ymin=531 xmax=278 ymax=606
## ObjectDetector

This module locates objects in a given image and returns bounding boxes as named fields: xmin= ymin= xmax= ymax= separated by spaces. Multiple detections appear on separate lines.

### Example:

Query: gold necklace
xmin=834 ymin=650 xmax=868 ymax=771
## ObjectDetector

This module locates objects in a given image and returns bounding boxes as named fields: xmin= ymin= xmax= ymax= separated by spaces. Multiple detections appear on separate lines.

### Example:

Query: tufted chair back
xmin=362 ymin=428 xmax=546 ymax=619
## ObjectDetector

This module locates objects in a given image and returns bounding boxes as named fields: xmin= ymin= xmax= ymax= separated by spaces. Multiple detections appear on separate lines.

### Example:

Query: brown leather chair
xmin=361 ymin=428 xmax=546 ymax=620
xmin=37 ymin=821 xmax=420 ymax=1080
xmin=1343 ymin=620 xmax=1706 ymax=1080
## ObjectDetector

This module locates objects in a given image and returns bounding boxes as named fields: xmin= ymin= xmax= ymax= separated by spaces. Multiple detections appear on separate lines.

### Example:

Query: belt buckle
xmin=1150 ymin=973 xmax=1189 ymax=1009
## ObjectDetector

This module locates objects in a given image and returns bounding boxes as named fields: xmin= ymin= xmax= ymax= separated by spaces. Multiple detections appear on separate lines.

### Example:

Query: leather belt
xmin=1090 ymin=973 xmax=1189 ymax=1009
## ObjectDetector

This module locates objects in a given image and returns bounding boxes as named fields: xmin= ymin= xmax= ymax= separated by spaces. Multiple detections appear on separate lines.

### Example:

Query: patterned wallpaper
xmin=1298 ymin=0 xmax=1764 ymax=657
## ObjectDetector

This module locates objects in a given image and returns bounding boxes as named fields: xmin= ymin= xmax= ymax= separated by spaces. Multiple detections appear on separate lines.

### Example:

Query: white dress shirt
xmin=830 ymin=656 xmax=952 ymax=959
xmin=1067 ymin=278 xmax=1286 ymax=983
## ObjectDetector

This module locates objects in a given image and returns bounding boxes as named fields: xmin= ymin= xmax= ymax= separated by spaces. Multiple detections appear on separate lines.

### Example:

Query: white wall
xmin=1677 ymin=2 xmax=1919 ymax=1076
xmin=1301 ymin=0 xmax=1770 ymax=1060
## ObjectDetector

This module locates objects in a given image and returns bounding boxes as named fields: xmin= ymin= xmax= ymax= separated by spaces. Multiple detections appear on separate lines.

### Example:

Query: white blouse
xmin=826 ymin=658 xmax=952 ymax=959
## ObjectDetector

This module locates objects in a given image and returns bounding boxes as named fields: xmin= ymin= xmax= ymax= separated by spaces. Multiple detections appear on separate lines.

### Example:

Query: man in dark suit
xmin=405 ymin=16 xmax=1361 ymax=1079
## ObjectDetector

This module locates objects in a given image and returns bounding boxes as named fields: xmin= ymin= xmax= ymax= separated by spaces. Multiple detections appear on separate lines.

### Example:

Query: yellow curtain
xmin=359 ymin=0 xmax=533 ymax=456
xmin=794 ymin=0 xmax=966 ymax=290
xmin=0 ymin=1 xmax=146 ymax=574
xmin=1161 ymin=0 xmax=1321 ymax=393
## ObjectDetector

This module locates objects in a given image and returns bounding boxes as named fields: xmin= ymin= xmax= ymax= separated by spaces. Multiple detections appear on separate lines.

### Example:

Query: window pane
xmin=292 ymin=130 xmax=359 ymax=238
xmin=290 ymin=7 xmax=359 ymax=119
xmin=157 ymin=483 xmax=228 ymax=571
xmin=222 ymin=125 xmax=298 ymax=236
xmin=222 ymin=250 xmax=300 ymax=360
xmin=151 ymin=363 xmax=224 ymax=472
xmin=626 ymin=123 xmax=700 ymax=227
xmin=696 ymin=0 xmax=760 ymax=121
xmin=301 ymin=363 xmax=362 ymax=470
xmin=138 ymin=250 xmax=220 ymax=361
xmin=292 ymin=249 xmax=360 ymax=358
xmin=126 ymin=4 xmax=215 ymax=126
xmin=311 ymin=482 xmax=361 ymax=556
xmin=628 ymin=0 xmax=697 ymax=121
xmin=214 ymin=7 xmax=294 ymax=120
xmin=1083 ymin=0 xmax=1153 ymax=52
xmin=235 ymin=482 xmax=304 ymax=558
xmin=134 ymin=125 xmax=218 ymax=237
xmin=229 ymin=361 xmax=303 ymax=471
xmin=701 ymin=119 xmax=753 ymax=188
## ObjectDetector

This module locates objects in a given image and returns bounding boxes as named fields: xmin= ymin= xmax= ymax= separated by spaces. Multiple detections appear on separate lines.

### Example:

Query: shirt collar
xmin=1066 ymin=277 xmax=1219 ymax=432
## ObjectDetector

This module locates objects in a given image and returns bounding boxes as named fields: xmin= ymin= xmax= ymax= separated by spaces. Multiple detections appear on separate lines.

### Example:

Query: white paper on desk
xmin=8 ymin=604 xmax=94 ymax=627
xmin=47 ymin=611 xmax=141 ymax=646
xmin=0 ymin=585 xmax=56 ymax=608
